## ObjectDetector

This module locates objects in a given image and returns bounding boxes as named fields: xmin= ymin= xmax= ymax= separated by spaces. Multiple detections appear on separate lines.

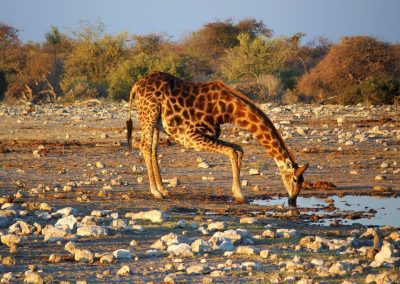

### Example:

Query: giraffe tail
xmin=127 ymin=84 xmax=137 ymax=151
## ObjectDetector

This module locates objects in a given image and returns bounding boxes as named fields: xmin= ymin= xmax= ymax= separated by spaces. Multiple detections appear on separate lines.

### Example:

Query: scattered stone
xmin=48 ymin=254 xmax=62 ymax=263
xmin=1 ymin=234 xmax=22 ymax=251
xmin=198 ymin=162 xmax=210 ymax=169
xmin=191 ymin=239 xmax=212 ymax=253
xmin=249 ymin=168 xmax=260 ymax=175
xmin=117 ymin=265 xmax=131 ymax=276
xmin=126 ymin=210 xmax=167 ymax=223
xmin=95 ymin=161 xmax=105 ymax=168
xmin=260 ymin=249 xmax=270 ymax=259
xmin=328 ymin=261 xmax=352 ymax=275
xmin=207 ymin=221 xmax=227 ymax=232
xmin=167 ymin=243 xmax=193 ymax=257
xmin=239 ymin=217 xmax=257 ymax=224
xmin=43 ymin=226 xmax=69 ymax=242
xmin=235 ymin=245 xmax=259 ymax=255
xmin=55 ymin=207 xmax=79 ymax=217
xmin=55 ymin=215 xmax=78 ymax=231
xmin=113 ymin=249 xmax=133 ymax=259
xmin=77 ymin=225 xmax=108 ymax=237
xmin=371 ymin=242 xmax=396 ymax=267
xmin=74 ymin=249 xmax=94 ymax=263
xmin=186 ymin=264 xmax=208 ymax=274
xmin=23 ymin=272 xmax=44 ymax=284
xmin=100 ymin=254 xmax=114 ymax=264
xmin=64 ymin=241 xmax=77 ymax=254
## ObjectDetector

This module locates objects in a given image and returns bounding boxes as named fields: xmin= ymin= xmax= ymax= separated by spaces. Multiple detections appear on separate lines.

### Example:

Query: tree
xmin=297 ymin=36 xmax=399 ymax=104
xmin=61 ymin=22 xmax=128 ymax=99
xmin=180 ymin=18 xmax=272 ymax=79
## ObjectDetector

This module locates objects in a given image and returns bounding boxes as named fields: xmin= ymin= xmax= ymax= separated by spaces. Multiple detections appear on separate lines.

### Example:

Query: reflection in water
xmin=252 ymin=195 xmax=400 ymax=227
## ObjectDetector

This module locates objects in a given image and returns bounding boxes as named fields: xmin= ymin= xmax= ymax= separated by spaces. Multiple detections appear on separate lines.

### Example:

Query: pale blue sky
xmin=1 ymin=0 xmax=400 ymax=43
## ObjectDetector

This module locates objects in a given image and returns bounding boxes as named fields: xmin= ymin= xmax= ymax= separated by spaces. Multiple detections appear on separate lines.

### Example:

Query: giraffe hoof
xmin=151 ymin=191 xmax=163 ymax=199
xmin=234 ymin=198 xmax=247 ymax=205
xmin=161 ymin=190 xmax=170 ymax=198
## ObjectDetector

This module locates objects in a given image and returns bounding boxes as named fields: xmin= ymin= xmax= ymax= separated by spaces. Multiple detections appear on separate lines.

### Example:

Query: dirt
xmin=0 ymin=103 xmax=399 ymax=283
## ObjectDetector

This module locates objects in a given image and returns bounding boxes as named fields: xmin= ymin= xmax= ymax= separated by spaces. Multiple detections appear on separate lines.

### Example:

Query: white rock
xmin=113 ymin=249 xmax=133 ymax=259
xmin=198 ymin=162 xmax=210 ymax=169
xmin=117 ymin=265 xmax=131 ymax=276
xmin=55 ymin=207 xmax=79 ymax=217
xmin=161 ymin=233 xmax=191 ymax=246
xmin=239 ymin=217 xmax=257 ymax=224
xmin=371 ymin=242 xmax=396 ymax=267
xmin=64 ymin=241 xmax=77 ymax=254
xmin=23 ymin=272 xmax=44 ymax=284
xmin=1 ymin=234 xmax=22 ymax=248
xmin=75 ymin=249 xmax=94 ymax=263
xmin=95 ymin=161 xmax=105 ymax=168
xmin=55 ymin=215 xmax=77 ymax=231
xmin=167 ymin=243 xmax=193 ymax=257
xmin=43 ymin=226 xmax=69 ymax=242
xmin=329 ymin=261 xmax=352 ymax=275
xmin=207 ymin=221 xmax=227 ymax=232
xmin=260 ymin=249 xmax=270 ymax=259
xmin=191 ymin=239 xmax=212 ymax=253
xmin=77 ymin=225 xmax=108 ymax=237
xmin=235 ymin=245 xmax=259 ymax=255
xmin=100 ymin=254 xmax=114 ymax=264
xmin=249 ymin=168 xmax=260 ymax=175
xmin=186 ymin=264 xmax=207 ymax=274
xmin=126 ymin=210 xmax=167 ymax=223
xmin=276 ymin=228 xmax=297 ymax=238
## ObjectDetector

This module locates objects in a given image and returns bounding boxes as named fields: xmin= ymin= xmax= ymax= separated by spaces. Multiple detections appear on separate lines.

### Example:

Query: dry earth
xmin=0 ymin=102 xmax=399 ymax=283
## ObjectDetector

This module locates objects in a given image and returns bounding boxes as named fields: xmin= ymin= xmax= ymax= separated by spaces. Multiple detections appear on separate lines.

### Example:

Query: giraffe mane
xmin=218 ymin=81 xmax=296 ymax=163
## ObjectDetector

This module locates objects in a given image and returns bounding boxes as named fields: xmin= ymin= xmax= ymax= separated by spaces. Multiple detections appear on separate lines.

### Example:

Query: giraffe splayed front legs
xmin=127 ymin=72 xmax=309 ymax=203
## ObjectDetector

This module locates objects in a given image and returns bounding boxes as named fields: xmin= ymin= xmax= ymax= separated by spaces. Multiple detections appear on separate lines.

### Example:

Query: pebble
xmin=235 ymin=245 xmax=259 ymax=255
xmin=77 ymin=225 xmax=108 ymax=237
xmin=167 ymin=243 xmax=193 ymax=257
xmin=198 ymin=162 xmax=210 ymax=169
xmin=126 ymin=209 xmax=167 ymax=223
xmin=249 ymin=168 xmax=260 ymax=175
xmin=207 ymin=221 xmax=227 ymax=232
xmin=260 ymin=249 xmax=270 ymax=259
xmin=191 ymin=239 xmax=212 ymax=253
xmin=23 ymin=272 xmax=44 ymax=284
xmin=113 ymin=249 xmax=133 ymax=259
xmin=117 ymin=265 xmax=131 ymax=276
xmin=186 ymin=264 xmax=208 ymax=274
xmin=74 ymin=249 xmax=94 ymax=263
xmin=239 ymin=217 xmax=257 ymax=224
xmin=100 ymin=253 xmax=114 ymax=264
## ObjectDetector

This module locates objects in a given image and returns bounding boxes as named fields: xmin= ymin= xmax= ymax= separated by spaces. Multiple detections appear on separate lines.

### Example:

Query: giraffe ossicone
xmin=126 ymin=72 xmax=309 ymax=203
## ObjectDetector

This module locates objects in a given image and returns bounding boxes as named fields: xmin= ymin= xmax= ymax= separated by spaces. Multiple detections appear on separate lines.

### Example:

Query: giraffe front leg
xmin=191 ymin=135 xmax=246 ymax=204
xmin=151 ymin=128 xmax=170 ymax=197
xmin=140 ymin=128 xmax=163 ymax=199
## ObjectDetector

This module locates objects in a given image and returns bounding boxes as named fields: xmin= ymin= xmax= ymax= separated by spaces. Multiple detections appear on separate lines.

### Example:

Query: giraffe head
xmin=281 ymin=161 xmax=309 ymax=206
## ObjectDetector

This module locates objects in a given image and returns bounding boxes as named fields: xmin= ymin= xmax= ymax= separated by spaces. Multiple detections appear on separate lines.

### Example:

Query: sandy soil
xmin=0 ymin=103 xmax=399 ymax=283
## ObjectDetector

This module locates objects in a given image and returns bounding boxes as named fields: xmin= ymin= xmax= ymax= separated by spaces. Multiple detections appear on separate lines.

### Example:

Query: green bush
xmin=340 ymin=76 xmax=399 ymax=105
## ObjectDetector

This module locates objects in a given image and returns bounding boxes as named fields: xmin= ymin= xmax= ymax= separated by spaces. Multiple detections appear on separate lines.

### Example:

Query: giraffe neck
xmin=230 ymin=100 xmax=295 ymax=172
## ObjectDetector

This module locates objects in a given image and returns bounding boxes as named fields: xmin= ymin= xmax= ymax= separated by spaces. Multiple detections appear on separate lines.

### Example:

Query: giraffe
xmin=127 ymin=71 xmax=308 ymax=205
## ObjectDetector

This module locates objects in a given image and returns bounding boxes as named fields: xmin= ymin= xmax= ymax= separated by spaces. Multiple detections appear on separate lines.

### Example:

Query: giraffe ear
xmin=285 ymin=159 xmax=295 ymax=173
xmin=295 ymin=163 xmax=309 ymax=176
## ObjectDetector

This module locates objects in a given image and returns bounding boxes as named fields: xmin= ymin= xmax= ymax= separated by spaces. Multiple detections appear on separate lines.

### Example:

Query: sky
xmin=1 ymin=0 xmax=400 ymax=44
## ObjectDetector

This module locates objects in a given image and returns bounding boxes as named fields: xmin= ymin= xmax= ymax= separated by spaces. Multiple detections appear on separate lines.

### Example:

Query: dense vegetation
xmin=0 ymin=19 xmax=399 ymax=105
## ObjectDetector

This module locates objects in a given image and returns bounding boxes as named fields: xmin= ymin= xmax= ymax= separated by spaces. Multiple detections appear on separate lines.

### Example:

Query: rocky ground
xmin=0 ymin=102 xmax=399 ymax=283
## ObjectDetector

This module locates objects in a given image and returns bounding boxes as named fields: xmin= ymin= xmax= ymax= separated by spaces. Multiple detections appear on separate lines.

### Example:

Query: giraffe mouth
xmin=288 ymin=197 xmax=297 ymax=207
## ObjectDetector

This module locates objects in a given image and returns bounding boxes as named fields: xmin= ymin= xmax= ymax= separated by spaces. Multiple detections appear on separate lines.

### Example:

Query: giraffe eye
xmin=293 ymin=177 xmax=298 ymax=183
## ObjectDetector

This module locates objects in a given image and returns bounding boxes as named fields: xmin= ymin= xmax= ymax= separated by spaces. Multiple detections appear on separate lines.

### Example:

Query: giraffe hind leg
xmin=140 ymin=126 xmax=163 ymax=199
xmin=152 ymin=128 xmax=170 ymax=197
